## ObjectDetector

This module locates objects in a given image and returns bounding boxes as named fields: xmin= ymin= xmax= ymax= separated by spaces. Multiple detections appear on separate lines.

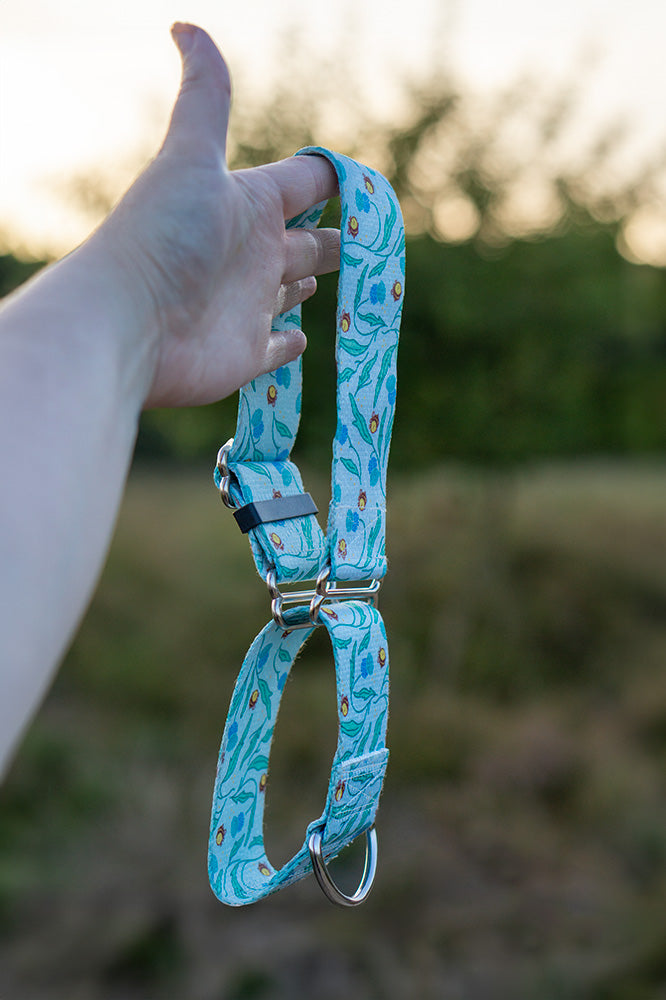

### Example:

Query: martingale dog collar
xmin=208 ymin=147 xmax=405 ymax=906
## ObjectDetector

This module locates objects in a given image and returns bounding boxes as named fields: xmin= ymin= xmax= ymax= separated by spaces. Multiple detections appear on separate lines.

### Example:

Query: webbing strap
xmin=215 ymin=148 xmax=405 ymax=583
xmin=208 ymin=602 xmax=389 ymax=905
xmin=209 ymin=148 xmax=404 ymax=906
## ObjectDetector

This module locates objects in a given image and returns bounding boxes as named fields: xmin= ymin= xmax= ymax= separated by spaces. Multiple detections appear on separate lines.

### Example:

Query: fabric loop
xmin=208 ymin=602 xmax=390 ymax=906
xmin=208 ymin=148 xmax=404 ymax=905
xmin=219 ymin=148 xmax=405 ymax=584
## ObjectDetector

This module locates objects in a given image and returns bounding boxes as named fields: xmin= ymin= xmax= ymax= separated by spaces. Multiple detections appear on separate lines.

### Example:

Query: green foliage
xmin=5 ymin=464 xmax=666 ymax=996
xmin=131 ymin=55 xmax=666 ymax=471
xmin=0 ymin=254 xmax=43 ymax=297
xmin=6 ymin=56 xmax=666 ymax=473
xmin=390 ymin=226 xmax=666 ymax=466
xmin=137 ymin=222 xmax=666 ymax=472
xmin=4 ymin=217 xmax=665 ymax=473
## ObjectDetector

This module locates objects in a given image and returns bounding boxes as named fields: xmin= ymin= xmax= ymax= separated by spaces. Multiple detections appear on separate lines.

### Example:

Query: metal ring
xmin=266 ymin=569 xmax=287 ymax=629
xmin=309 ymin=564 xmax=331 ymax=624
xmin=308 ymin=826 xmax=377 ymax=907
xmin=216 ymin=438 xmax=236 ymax=509
xmin=215 ymin=438 xmax=234 ymax=476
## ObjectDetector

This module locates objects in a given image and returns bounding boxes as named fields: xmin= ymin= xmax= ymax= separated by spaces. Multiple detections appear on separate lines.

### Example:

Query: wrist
xmin=80 ymin=224 xmax=161 ymax=412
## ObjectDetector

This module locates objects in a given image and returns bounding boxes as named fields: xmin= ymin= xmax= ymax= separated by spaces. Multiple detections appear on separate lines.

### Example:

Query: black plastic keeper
xmin=233 ymin=493 xmax=318 ymax=534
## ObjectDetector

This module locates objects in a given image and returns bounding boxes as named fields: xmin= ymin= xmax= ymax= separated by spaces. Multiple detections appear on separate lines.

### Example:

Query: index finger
xmin=256 ymin=153 xmax=339 ymax=220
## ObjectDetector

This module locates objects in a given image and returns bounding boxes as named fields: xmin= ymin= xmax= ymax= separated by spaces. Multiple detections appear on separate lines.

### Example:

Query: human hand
xmin=98 ymin=23 xmax=340 ymax=409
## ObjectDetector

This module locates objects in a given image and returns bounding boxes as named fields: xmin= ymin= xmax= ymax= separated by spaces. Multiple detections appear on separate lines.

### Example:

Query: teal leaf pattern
xmin=208 ymin=603 xmax=389 ymax=906
xmin=209 ymin=148 xmax=403 ymax=905
xmin=356 ymin=311 xmax=387 ymax=329
xmin=212 ymin=148 xmax=404 ymax=585
xmin=338 ymin=337 xmax=368 ymax=357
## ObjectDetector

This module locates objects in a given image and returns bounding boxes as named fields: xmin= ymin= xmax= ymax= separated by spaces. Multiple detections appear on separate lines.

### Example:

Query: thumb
xmin=161 ymin=23 xmax=232 ymax=164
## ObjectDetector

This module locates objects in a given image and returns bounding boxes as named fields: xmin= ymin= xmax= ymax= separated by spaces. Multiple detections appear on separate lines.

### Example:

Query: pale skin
xmin=0 ymin=23 xmax=340 ymax=777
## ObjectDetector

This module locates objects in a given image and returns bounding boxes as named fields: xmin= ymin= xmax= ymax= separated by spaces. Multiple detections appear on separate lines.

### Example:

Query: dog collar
xmin=208 ymin=147 xmax=405 ymax=906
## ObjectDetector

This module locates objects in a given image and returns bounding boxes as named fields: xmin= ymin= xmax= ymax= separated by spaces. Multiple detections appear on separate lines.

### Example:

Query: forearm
xmin=0 ymin=23 xmax=341 ymax=780
xmin=0 ymin=232 xmax=156 ymax=775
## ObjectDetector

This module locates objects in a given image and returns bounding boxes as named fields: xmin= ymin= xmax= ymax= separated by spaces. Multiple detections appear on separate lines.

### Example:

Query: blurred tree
xmin=0 ymin=254 xmax=43 ymax=298
xmin=7 ymin=52 xmax=666 ymax=470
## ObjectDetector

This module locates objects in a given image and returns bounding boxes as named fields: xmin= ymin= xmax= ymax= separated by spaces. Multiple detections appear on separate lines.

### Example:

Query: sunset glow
xmin=1 ymin=0 xmax=665 ymax=261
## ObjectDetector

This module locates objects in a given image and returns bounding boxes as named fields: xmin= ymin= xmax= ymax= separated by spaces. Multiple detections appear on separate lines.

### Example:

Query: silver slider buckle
xmin=266 ymin=565 xmax=380 ymax=629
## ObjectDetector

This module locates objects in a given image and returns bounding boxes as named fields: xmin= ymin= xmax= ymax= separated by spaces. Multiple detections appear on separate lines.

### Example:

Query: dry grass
xmin=3 ymin=460 xmax=666 ymax=999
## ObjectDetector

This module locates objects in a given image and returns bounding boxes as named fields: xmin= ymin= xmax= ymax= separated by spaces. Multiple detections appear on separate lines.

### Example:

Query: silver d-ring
xmin=308 ymin=826 xmax=377 ymax=907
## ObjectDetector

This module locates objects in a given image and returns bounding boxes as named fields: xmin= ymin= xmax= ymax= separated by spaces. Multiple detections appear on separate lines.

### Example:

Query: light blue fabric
xmin=208 ymin=602 xmax=389 ymax=905
xmin=213 ymin=149 xmax=405 ymax=583
xmin=208 ymin=148 xmax=404 ymax=905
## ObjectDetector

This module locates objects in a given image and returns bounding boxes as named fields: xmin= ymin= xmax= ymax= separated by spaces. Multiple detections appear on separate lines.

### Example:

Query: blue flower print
xmin=386 ymin=374 xmax=396 ymax=405
xmin=226 ymin=721 xmax=238 ymax=751
xmin=360 ymin=653 xmax=374 ymax=678
xmin=335 ymin=423 xmax=348 ymax=446
xmin=355 ymin=188 xmax=370 ymax=213
xmin=334 ymin=482 xmax=342 ymax=503
xmin=251 ymin=409 xmax=264 ymax=438
xmin=281 ymin=465 xmax=294 ymax=487
xmin=230 ymin=812 xmax=245 ymax=837
xmin=368 ymin=454 xmax=380 ymax=487
xmin=278 ymin=672 xmax=287 ymax=692
xmin=346 ymin=509 xmax=360 ymax=532
xmin=370 ymin=282 xmax=386 ymax=305
xmin=275 ymin=365 xmax=292 ymax=388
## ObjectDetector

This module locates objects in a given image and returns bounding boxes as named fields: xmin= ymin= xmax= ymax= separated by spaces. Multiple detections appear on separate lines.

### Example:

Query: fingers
xmin=283 ymin=228 xmax=340 ymax=284
xmin=161 ymin=24 xmax=232 ymax=165
xmin=258 ymin=153 xmax=339 ymax=220
xmin=274 ymin=226 xmax=338 ymax=318
xmin=273 ymin=277 xmax=317 ymax=318
xmin=265 ymin=326 xmax=308 ymax=372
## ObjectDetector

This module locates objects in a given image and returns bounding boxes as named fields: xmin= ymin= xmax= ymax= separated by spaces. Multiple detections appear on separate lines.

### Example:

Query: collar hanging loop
xmin=207 ymin=147 xmax=404 ymax=906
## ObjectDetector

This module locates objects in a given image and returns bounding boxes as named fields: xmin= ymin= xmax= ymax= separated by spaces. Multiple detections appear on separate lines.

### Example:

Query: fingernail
xmin=171 ymin=22 xmax=196 ymax=55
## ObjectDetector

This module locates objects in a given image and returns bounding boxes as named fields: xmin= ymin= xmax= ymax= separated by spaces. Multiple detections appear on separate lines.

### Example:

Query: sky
xmin=1 ymin=0 xmax=665 ymax=260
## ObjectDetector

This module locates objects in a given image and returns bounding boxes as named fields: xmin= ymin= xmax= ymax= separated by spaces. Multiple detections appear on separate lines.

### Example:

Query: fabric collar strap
xmin=208 ymin=147 xmax=405 ymax=906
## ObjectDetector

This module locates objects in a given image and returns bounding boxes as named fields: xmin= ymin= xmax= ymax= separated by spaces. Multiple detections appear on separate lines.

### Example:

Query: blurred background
xmin=3 ymin=1 xmax=666 ymax=997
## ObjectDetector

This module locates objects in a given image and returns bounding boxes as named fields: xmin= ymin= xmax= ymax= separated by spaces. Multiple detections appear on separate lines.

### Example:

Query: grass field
xmin=3 ymin=460 xmax=666 ymax=999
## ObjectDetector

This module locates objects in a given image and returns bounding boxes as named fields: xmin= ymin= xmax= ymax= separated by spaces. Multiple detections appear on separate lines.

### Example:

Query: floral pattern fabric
xmin=208 ymin=602 xmax=389 ymax=905
xmin=216 ymin=148 xmax=404 ymax=584
xmin=209 ymin=149 xmax=403 ymax=905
